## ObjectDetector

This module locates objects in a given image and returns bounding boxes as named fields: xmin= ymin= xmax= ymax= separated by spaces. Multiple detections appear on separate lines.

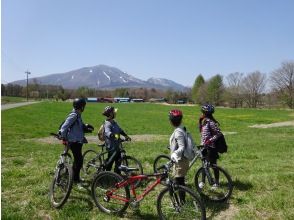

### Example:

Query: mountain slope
xmin=11 ymin=65 xmax=187 ymax=91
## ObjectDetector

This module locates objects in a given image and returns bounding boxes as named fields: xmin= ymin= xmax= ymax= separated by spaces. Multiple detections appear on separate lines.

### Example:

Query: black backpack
xmin=215 ymin=134 xmax=228 ymax=153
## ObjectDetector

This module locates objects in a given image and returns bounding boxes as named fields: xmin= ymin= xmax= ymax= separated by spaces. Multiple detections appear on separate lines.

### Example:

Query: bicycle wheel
xmin=49 ymin=163 xmax=73 ymax=208
xmin=153 ymin=154 xmax=170 ymax=173
xmin=81 ymin=149 xmax=101 ymax=180
xmin=157 ymin=185 xmax=206 ymax=220
xmin=121 ymin=155 xmax=143 ymax=187
xmin=91 ymin=171 xmax=130 ymax=214
xmin=194 ymin=165 xmax=233 ymax=202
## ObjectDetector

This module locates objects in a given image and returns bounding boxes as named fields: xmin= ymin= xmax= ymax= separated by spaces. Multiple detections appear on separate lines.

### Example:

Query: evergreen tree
xmin=191 ymin=74 xmax=205 ymax=103
xmin=207 ymin=74 xmax=224 ymax=105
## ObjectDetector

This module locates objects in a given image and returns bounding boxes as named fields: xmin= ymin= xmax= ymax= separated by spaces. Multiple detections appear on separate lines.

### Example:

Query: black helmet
xmin=103 ymin=106 xmax=117 ymax=117
xmin=169 ymin=109 xmax=183 ymax=125
xmin=201 ymin=104 xmax=215 ymax=115
xmin=73 ymin=98 xmax=86 ymax=110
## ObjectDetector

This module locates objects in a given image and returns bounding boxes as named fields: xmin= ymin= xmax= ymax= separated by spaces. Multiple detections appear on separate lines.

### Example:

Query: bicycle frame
xmin=105 ymin=173 xmax=166 ymax=203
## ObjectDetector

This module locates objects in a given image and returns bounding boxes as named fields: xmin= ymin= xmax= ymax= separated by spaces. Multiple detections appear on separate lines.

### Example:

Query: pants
xmin=105 ymin=148 xmax=122 ymax=174
xmin=202 ymin=148 xmax=219 ymax=184
xmin=175 ymin=177 xmax=186 ymax=202
xmin=69 ymin=142 xmax=83 ymax=182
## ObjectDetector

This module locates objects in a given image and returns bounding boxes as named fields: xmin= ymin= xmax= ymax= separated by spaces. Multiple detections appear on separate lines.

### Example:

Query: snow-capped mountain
xmin=11 ymin=65 xmax=187 ymax=91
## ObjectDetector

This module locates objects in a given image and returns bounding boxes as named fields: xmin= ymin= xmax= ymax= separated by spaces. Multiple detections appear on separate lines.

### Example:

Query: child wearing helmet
xmin=102 ymin=106 xmax=131 ymax=174
xmin=169 ymin=109 xmax=190 ymax=202
xmin=198 ymin=104 xmax=222 ymax=188
xmin=59 ymin=98 xmax=93 ymax=186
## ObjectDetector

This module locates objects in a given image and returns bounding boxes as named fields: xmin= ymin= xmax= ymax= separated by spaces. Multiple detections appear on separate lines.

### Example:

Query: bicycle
xmin=91 ymin=161 xmax=206 ymax=219
xmin=153 ymin=145 xmax=233 ymax=202
xmin=49 ymin=133 xmax=73 ymax=208
xmin=81 ymin=138 xmax=143 ymax=187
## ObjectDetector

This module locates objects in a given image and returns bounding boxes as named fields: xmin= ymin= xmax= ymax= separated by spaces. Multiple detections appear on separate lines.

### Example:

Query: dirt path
xmin=34 ymin=134 xmax=169 ymax=145
xmin=1 ymin=102 xmax=39 ymax=111
xmin=249 ymin=120 xmax=294 ymax=128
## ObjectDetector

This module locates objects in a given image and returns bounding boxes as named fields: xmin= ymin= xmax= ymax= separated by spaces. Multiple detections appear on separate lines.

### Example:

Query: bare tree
xmin=242 ymin=71 xmax=267 ymax=108
xmin=271 ymin=61 xmax=294 ymax=108
xmin=225 ymin=72 xmax=244 ymax=108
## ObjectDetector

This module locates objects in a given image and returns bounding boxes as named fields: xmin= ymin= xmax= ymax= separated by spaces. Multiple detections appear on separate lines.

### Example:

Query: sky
xmin=1 ymin=0 xmax=294 ymax=87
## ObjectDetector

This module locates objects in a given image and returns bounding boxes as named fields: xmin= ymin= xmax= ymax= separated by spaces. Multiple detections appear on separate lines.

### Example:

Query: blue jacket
xmin=59 ymin=109 xmax=85 ymax=143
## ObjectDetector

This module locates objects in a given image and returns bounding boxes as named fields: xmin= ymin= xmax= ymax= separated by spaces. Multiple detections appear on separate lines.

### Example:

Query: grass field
xmin=2 ymin=102 xmax=294 ymax=219
xmin=1 ymin=96 xmax=28 ymax=105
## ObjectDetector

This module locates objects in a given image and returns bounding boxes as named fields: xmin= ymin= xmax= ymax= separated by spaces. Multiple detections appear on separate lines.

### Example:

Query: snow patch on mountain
xmin=103 ymin=71 xmax=111 ymax=81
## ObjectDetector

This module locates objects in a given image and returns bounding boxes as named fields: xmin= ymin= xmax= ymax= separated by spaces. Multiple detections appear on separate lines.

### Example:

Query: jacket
xmin=200 ymin=118 xmax=222 ymax=148
xmin=59 ymin=109 xmax=85 ymax=143
xmin=169 ymin=126 xmax=186 ymax=162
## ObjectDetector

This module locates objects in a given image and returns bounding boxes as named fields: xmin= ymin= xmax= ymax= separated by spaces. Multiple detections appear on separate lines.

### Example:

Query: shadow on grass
xmin=205 ymin=201 xmax=231 ymax=220
xmin=233 ymin=179 xmax=253 ymax=191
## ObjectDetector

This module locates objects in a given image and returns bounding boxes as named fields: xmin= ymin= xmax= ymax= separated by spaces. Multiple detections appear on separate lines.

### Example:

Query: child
xmin=198 ymin=104 xmax=222 ymax=189
xmin=102 ymin=106 xmax=131 ymax=174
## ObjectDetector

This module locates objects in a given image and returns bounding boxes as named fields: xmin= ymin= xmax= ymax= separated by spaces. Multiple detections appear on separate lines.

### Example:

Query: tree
xmin=242 ymin=71 xmax=267 ymax=108
xmin=225 ymin=72 xmax=244 ymax=108
xmin=271 ymin=61 xmax=294 ymax=108
xmin=191 ymin=75 xmax=205 ymax=104
xmin=207 ymin=74 xmax=224 ymax=105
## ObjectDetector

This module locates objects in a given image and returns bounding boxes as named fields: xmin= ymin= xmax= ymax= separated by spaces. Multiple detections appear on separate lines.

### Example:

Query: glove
xmin=125 ymin=136 xmax=131 ymax=141
xmin=84 ymin=124 xmax=94 ymax=133
xmin=171 ymin=152 xmax=179 ymax=163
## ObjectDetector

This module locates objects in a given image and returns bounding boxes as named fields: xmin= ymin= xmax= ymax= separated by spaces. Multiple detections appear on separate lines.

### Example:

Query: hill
xmin=11 ymin=65 xmax=187 ymax=91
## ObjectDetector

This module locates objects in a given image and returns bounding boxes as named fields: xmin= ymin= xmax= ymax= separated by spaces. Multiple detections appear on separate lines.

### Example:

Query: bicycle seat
xmin=118 ymin=165 xmax=139 ymax=173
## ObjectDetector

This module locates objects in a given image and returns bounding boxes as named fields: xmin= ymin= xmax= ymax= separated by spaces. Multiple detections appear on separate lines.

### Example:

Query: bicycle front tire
xmin=194 ymin=165 xmax=233 ymax=202
xmin=157 ymin=185 xmax=206 ymax=220
xmin=49 ymin=163 xmax=73 ymax=208
xmin=91 ymin=171 xmax=130 ymax=215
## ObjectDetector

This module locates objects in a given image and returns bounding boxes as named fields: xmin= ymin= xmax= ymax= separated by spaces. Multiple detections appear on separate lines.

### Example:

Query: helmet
xmin=169 ymin=109 xmax=183 ymax=125
xmin=201 ymin=104 xmax=215 ymax=114
xmin=73 ymin=98 xmax=86 ymax=110
xmin=102 ymin=106 xmax=117 ymax=117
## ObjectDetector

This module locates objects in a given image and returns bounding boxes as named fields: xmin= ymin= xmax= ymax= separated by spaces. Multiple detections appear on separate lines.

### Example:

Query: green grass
xmin=2 ymin=102 xmax=294 ymax=219
xmin=1 ymin=96 xmax=28 ymax=104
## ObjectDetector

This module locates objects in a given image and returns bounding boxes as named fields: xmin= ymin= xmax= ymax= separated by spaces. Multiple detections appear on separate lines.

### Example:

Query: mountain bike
xmin=91 ymin=162 xmax=206 ymax=219
xmin=49 ymin=133 xmax=73 ymax=208
xmin=153 ymin=145 xmax=233 ymax=202
xmin=81 ymin=138 xmax=143 ymax=187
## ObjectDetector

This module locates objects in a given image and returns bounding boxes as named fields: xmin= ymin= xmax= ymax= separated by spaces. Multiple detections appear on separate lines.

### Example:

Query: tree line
xmin=2 ymin=61 xmax=293 ymax=108
xmin=191 ymin=61 xmax=294 ymax=109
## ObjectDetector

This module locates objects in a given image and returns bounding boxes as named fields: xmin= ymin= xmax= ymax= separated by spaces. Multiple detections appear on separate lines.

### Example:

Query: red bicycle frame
xmin=105 ymin=173 xmax=164 ymax=203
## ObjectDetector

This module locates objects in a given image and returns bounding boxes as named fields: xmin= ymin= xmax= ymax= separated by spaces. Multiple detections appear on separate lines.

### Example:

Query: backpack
xmin=215 ymin=134 xmax=228 ymax=153
xmin=206 ymin=119 xmax=228 ymax=154
xmin=59 ymin=112 xmax=78 ymax=130
xmin=97 ymin=122 xmax=105 ymax=142
xmin=178 ymin=128 xmax=196 ymax=161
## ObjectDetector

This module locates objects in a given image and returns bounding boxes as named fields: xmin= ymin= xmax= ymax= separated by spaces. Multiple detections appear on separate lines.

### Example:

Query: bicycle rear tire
xmin=49 ymin=163 xmax=73 ymax=208
xmin=121 ymin=155 xmax=143 ymax=187
xmin=194 ymin=165 xmax=233 ymax=202
xmin=157 ymin=185 xmax=206 ymax=220
xmin=91 ymin=171 xmax=130 ymax=215
xmin=153 ymin=154 xmax=170 ymax=173
xmin=81 ymin=149 xmax=101 ymax=180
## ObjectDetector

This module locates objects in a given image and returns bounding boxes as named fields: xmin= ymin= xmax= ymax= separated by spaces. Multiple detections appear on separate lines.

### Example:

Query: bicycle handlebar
xmin=50 ymin=132 xmax=63 ymax=140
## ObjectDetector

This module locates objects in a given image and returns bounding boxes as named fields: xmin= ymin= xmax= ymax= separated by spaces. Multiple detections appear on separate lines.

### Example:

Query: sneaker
xmin=76 ymin=182 xmax=84 ymax=190
xmin=198 ymin=182 xmax=205 ymax=189
xmin=211 ymin=183 xmax=219 ymax=190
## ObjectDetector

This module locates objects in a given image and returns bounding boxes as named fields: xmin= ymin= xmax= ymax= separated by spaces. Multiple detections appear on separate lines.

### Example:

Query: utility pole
xmin=25 ymin=71 xmax=31 ymax=101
